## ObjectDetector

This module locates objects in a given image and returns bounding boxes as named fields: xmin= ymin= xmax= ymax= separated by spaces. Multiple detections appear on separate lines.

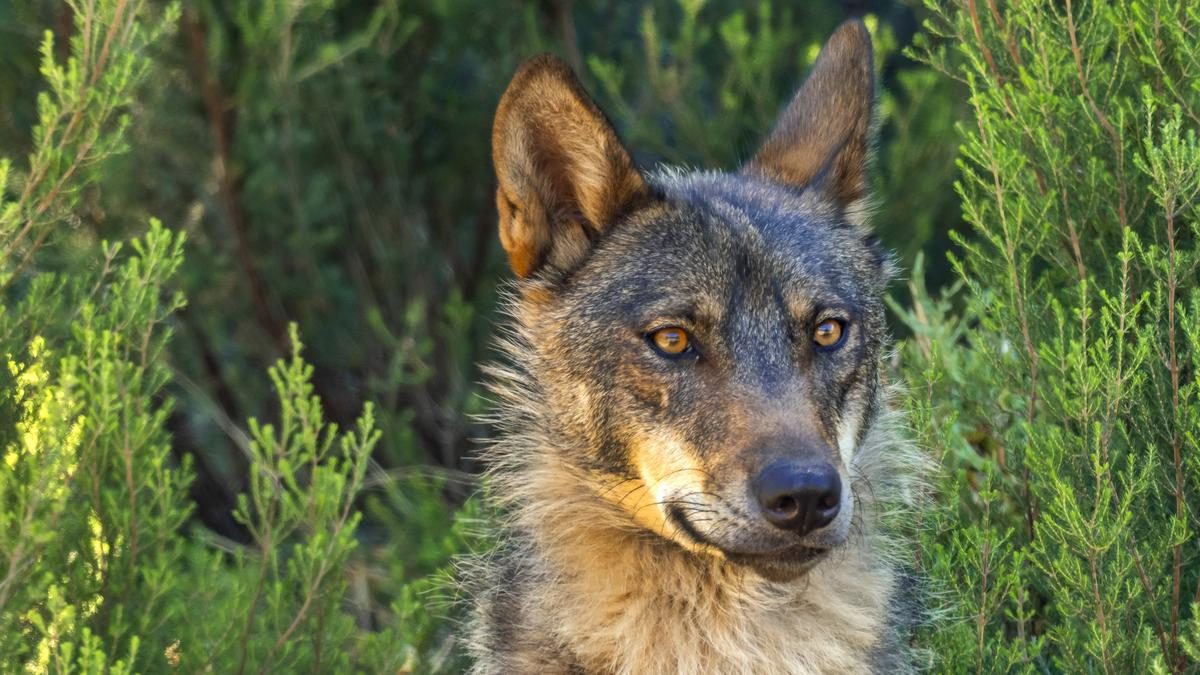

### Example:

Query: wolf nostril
xmin=767 ymin=495 xmax=801 ymax=520
xmin=753 ymin=461 xmax=841 ymax=536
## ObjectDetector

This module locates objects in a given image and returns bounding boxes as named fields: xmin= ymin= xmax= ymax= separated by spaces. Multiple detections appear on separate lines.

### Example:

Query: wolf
xmin=468 ymin=19 xmax=925 ymax=674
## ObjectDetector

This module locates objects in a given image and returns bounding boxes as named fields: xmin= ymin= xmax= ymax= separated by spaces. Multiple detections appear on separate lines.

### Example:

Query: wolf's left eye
xmin=648 ymin=327 xmax=693 ymax=357
xmin=814 ymin=319 xmax=846 ymax=349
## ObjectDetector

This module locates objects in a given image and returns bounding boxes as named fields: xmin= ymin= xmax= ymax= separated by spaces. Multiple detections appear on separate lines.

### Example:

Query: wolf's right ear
xmin=492 ymin=55 xmax=649 ymax=278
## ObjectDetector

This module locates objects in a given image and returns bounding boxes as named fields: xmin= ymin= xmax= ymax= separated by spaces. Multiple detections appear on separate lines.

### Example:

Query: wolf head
xmin=488 ymin=20 xmax=893 ymax=581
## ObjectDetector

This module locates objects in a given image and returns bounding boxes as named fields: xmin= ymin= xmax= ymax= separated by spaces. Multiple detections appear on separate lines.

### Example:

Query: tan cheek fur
xmin=616 ymin=433 xmax=726 ymax=558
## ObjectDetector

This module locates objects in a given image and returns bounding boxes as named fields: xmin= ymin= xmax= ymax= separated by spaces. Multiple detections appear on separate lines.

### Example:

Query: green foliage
xmin=0 ymin=1 xmax=472 ymax=670
xmin=0 ymin=0 xmax=178 ymax=285
xmin=901 ymin=0 xmax=1200 ymax=671
xmin=0 ymin=220 xmax=190 ymax=671
xmin=0 ymin=220 xmax=445 ymax=671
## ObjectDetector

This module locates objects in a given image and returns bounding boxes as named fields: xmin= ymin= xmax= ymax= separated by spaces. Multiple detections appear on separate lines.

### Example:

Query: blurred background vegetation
xmin=8 ymin=0 xmax=1194 ymax=672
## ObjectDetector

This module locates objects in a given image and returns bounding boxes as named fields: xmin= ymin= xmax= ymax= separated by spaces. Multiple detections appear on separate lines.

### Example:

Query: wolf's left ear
xmin=492 ymin=55 xmax=649 ymax=278
xmin=743 ymin=20 xmax=875 ymax=213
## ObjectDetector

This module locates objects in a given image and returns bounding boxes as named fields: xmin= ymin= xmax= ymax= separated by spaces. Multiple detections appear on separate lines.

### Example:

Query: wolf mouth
xmin=667 ymin=505 xmax=830 ymax=566
xmin=726 ymin=546 xmax=828 ymax=567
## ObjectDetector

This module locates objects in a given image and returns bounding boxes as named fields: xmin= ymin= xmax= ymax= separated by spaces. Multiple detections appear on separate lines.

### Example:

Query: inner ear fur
xmin=743 ymin=20 xmax=875 ymax=209
xmin=492 ymin=55 xmax=648 ymax=278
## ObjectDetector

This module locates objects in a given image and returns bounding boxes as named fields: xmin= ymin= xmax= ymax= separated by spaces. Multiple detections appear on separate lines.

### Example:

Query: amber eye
xmin=814 ymin=319 xmax=845 ymax=349
xmin=649 ymin=327 xmax=692 ymax=357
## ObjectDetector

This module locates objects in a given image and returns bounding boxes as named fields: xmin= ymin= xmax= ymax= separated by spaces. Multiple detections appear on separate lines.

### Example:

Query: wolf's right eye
xmin=648 ymin=327 xmax=693 ymax=358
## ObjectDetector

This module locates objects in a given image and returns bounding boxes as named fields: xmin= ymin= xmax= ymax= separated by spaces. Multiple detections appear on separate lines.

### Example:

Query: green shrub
xmin=901 ymin=0 xmax=1200 ymax=671
xmin=0 ymin=2 xmax=463 ymax=670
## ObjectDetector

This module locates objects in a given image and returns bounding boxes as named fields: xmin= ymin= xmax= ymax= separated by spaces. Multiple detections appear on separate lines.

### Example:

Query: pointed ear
xmin=743 ymin=20 xmax=875 ymax=211
xmin=492 ymin=55 xmax=649 ymax=278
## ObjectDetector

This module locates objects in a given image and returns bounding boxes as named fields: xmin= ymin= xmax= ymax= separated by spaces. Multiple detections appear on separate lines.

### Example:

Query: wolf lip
xmin=727 ymin=543 xmax=828 ymax=564
xmin=725 ymin=545 xmax=830 ymax=579
xmin=667 ymin=506 xmax=830 ymax=565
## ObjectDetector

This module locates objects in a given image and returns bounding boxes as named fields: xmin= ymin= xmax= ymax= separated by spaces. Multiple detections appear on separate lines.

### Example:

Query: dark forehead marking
xmin=648 ymin=170 xmax=858 ymax=257
xmin=649 ymin=172 xmax=858 ymax=281
xmin=651 ymin=170 xmax=834 ymax=223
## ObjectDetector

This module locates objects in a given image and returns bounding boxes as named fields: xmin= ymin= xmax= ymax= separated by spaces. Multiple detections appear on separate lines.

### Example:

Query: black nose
xmin=753 ymin=462 xmax=841 ymax=535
